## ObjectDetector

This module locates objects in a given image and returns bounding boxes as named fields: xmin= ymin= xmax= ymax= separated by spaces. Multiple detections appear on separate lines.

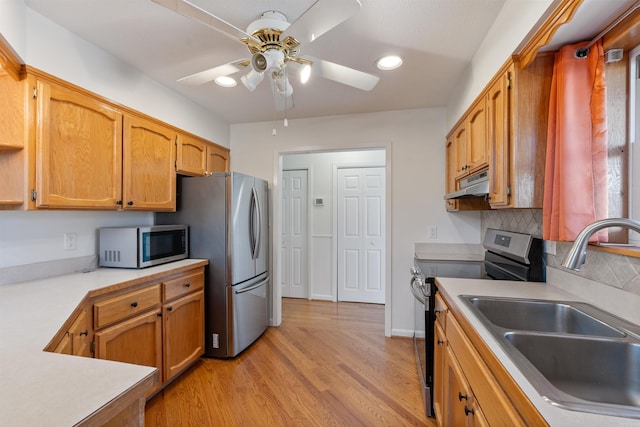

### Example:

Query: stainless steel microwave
xmin=99 ymin=225 xmax=188 ymax=268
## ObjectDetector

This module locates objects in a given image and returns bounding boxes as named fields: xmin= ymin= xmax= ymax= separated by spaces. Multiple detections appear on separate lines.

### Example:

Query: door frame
xmin=271 ymin=143 xmax=393 ymax=337
xmin=333 ymin=163 xmax=386 ymax=303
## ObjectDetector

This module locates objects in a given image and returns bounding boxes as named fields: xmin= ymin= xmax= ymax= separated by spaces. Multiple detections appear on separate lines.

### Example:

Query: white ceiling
xmin=24 ymin=0 xmax=510 ymax=124
xmin=22 ymin=0 xmax=637 ymax=124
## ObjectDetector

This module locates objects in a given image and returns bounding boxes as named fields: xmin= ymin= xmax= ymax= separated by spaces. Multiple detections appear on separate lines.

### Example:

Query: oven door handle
xmin=410 ymin=276 xmax=426 ymax=305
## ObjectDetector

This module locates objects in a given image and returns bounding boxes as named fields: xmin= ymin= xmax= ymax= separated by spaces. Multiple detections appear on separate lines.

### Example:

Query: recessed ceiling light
xmin=215 ymin=76 xmax=237 ymax=87
xmin=376 ymin=55 xmax=403 ymax=71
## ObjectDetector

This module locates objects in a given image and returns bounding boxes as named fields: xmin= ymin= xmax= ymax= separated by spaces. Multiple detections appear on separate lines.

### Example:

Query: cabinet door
xmin=36 ymin=79 xmax=123 ymax=209
xmin=443 ymin=346 xmax=472 ymax=427
xmin=206 ymin=143 xmax=229 ymax=174
xmin=466 ymin=98 xmax=488 ymax=174
xmin=487 ymin=68 xmax=511 ymax=208
xmin=95 ymin=310 xmax=163 ymax=393
xmin=433 ymin=322 xmax=446 ymax=425
xmin=163 ymin=290 xmax=204 ymax=382
xmin=453 ymin=123 xmax=468 ymax=179
xmin=176 ymin=134 xmax=207 ymax=176
xmin=122 ymin=115 xmax=176 ymax=211
xmin=69 ymin=308 xmax=93 ymax=357
xmin=445 ymin=137 xmax=458 ymax=211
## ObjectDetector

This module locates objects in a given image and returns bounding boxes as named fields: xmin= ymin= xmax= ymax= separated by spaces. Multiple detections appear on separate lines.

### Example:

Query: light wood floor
xmin=145 ymin=298 xmax=436 ymax=426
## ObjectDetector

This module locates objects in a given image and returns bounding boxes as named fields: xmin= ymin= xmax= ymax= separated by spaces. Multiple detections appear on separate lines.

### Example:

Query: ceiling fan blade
xmin=151 ymin=0 xmax=259 ymax=44
xmin=281 ymin=0 xmax=361 ymax=44
xmin=177 ymin=59 xmax=248 ymax=85
xmin=310 ymin=58 xmax=379 ymax=91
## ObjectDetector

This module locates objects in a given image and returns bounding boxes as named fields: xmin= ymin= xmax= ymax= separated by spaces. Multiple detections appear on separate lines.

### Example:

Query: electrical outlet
xmin=64 ymin=232 xmax=77 ymax=251
xmin=429 ymin=226 xmax=438 ymax=239
xmin=545 ymin=240 xmax=556 ymax=255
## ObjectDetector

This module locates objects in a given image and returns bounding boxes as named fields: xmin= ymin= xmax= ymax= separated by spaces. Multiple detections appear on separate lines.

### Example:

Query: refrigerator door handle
xmin=251 ymin=186 xmax=261 ymax=259
xmin=234 ymin=277 xmax=269 ymax=294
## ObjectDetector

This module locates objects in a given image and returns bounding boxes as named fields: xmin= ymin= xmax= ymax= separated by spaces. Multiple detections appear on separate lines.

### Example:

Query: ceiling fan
xmin=152 ymin=0 xmax=380 ymax=111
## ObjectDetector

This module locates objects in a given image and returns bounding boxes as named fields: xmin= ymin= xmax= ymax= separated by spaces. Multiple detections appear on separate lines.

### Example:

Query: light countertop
xmin=435 ymin=276 xmax=640 ymax=427
xmin=0 ymin=258 xmax=207 ymax=426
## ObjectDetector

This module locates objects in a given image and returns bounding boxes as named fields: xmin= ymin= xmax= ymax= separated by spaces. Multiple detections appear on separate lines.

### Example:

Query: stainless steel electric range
xmin=409 ymin=228 xmax=545 ymax=418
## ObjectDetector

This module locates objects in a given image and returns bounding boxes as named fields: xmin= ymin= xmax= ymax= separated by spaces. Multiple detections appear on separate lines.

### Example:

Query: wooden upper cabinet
xmin=206 ymin=143 xmax=230 ymax=175
xmin=35 ymin=79 xmax=123 ymax=209
xmin=487 ymin=66 xmax=511 ymax=208
xmin=453 ymin=123 xmax=467 ymax=179
xmin=176 ymin=133 xmax=207 ymax=176
xmin=445 ymin=137 xmax=458 ymax=211
xmin=122 ymin=115 xmax=176 ymax=211
xmin=0 ymin=73 xmax=28 ymax=208
xmin=466 ymin=98 xmax=488 ymax=175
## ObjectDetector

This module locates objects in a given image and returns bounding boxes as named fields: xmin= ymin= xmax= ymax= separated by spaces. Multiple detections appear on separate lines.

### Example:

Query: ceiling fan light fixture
xmin=376 ymin=55 xmax=403 ymax=71
xmin=214 ymin=76 xmax=237 ymax=87
xmin=241 ymin=69 xmax=264 ymax=91
xmin=275 ymin=75 xmax=293 ymax=97
xmin=300 ymin=64 xmax=312 ymax=84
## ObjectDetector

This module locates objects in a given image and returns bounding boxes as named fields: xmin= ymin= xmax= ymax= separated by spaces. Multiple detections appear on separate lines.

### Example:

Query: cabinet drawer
xmin=162 ymin=271 xmax=204 ymax=301
xmin=446 ymin=312 xmax=524 ymax=426
xmin=94 ymin=284 xmax=161 ymax=329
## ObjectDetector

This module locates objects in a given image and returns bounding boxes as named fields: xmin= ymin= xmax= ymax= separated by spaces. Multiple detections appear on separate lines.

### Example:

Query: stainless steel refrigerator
xmin=156 ymin=172 xmax=269 ymax=358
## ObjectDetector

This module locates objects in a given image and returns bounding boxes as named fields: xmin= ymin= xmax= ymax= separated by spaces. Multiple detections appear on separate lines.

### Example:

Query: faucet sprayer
xmin=562 ymin=218 xmax=640 ymax=271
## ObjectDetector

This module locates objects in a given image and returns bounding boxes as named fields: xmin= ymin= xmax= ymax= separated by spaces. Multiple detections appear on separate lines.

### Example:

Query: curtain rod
xmin=575 ymin=0 xmax=640 ymax=58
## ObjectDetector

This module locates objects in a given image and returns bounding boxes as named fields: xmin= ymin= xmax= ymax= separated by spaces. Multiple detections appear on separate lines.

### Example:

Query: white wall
xmin=230 ymin=109 xmax=481 ymax=336
xmin=0 ymin=211 xmax=152 ymax=268
xmin=0 ymin=0 xmax=26 ymax=60
xmin=446 ymin=0 xmax=553 ymax=129
xmin=0 ymin=3 xmax=229 ymax=275
xmin=283 ymin=150 xmax=386 ymax=300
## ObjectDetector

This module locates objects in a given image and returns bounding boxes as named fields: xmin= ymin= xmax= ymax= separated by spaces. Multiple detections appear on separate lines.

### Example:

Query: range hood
xmin=444 ymin=170 xmax=489 ymax=200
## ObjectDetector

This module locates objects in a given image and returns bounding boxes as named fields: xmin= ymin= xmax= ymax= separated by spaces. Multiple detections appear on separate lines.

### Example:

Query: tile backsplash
xmin=481 ymin=209 xmax=640 ymax=297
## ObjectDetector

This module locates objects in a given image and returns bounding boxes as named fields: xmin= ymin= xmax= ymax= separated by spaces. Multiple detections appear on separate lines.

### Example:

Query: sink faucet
xmin=562 ymin=218 xmax=640 ymax=271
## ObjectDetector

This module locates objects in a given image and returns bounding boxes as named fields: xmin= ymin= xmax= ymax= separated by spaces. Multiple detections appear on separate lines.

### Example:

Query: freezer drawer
xmin=227 ymin=274 xmax=269 ymax=357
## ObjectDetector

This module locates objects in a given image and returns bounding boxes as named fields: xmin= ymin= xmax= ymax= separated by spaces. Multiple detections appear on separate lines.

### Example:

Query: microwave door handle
xmin=250 ymin=187 xmax=261 ymax=259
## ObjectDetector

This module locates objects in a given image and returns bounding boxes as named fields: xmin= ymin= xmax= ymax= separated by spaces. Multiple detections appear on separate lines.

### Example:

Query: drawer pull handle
xmin=464 ymin=406 xmax=475 ymax=416
xmin=131 ymin=301 xmax=138 ymax=308
xmin=79 ymin=330 xmax=88 ymax=337
xmin=167 ymin=306 xmax=173 ymax=312
xmin=458 ymin=392 xmax=468 ymax=401
xmin=437 ymin=339 xmax=445 ymax=345
xmin=184 ymin=283 xmax=191 ymax=288
xmin=127 ymin=201 xmax=134 ymax=206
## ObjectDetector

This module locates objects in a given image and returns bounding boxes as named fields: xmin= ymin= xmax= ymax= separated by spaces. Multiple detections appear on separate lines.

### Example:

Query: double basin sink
xmin=460 ymin=296 xmax=640 ymax=419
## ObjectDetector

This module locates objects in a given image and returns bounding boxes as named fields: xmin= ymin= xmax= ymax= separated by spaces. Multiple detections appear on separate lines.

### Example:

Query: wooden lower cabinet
xmin=95 ymin=309 xmax=163 ymax=396
xmin=443 ymin=345 xmax=489 ymax=427
xmin=50 ymin=307 xmax=93 ymax=357
xmin=163 ymin=290 xmax=204 ymax=382
xmin=47 ymin=264 xmax=206 ymax=403
xmin=433 ymin=321 xmax=446 ymax=424
xmin=90 ymin=266 xmax=205 ymax=395
xmin=433 ymin=291 xmax=545 ymax=426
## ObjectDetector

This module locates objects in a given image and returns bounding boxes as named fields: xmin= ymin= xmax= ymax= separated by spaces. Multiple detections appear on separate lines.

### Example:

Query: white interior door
xmin=281 ymin=170 xmax=308 ymax=298
xmin=337 ymin=167 xmax=386 ymax=304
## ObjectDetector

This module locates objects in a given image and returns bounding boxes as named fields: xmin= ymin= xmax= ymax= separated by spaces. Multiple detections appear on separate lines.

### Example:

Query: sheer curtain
xmin=542 ymin=40 xmax=608 ymax=242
